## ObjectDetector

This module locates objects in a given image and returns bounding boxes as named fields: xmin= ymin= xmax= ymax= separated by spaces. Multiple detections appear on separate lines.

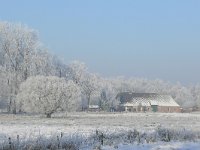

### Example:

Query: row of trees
xmin=0 ymin=21 xmax=200 ymax=117
xmin=0 ymin=21 xmax=68 ymax=115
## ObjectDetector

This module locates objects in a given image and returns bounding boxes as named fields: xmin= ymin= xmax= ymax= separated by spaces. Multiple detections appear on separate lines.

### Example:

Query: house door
xmin=151 ymin=105 xmax=158 ymax=112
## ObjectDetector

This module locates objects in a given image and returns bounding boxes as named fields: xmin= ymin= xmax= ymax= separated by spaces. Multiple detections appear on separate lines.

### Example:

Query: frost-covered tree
xmin=99 ymin=79 xmax=119 ymax=111
xmin=0 ymin=21 xmax=40 ymax=113
xmin=0 ymin=21 xmax=65 ymax=113
xmin=0 ymin=66 xmax=9 ymax=109
xmin=81 ymin=73 xmax=100 ymax=108
xmin=67 ymin=61 xmax=100 ymax=109
xmin=66 ymin=60 xmax=88 ymax=85
xmin=31 ymin=49 xmax=56 ymax=76
xmin=17 ymin=76 xmax=81 ymax=118
xmin=52 ymin=55 xmax=67 ymax=78
xmin=190 ymin=85 xmax=200 ymax=109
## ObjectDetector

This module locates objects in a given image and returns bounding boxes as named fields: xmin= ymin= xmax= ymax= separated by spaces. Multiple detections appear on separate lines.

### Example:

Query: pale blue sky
xmin=0 ymin=0 xmax=200 ymax=84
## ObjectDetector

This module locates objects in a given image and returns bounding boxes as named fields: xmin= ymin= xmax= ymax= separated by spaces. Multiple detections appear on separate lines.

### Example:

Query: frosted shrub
xmin=0 ymin=128 xmax=200 ymax=149
xmin=127 ymin=129 xmax=139 ymax=143
xmin=156 ymin=127 xmax=198 ymax=142
xmin=157 ymin=127 xmax=172 ymax=142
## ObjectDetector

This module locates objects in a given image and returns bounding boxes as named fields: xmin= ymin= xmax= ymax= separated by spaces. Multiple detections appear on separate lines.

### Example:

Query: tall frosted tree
xmin=0 ymin=21 xmax=40 ymax=113
xmin=99 ymin=79 xmax=119 ymax=111
xmin=67 ymin=61 xmax=101 ymax=109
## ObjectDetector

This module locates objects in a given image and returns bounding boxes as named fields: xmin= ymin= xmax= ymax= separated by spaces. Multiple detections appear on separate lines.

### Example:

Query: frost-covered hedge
xmin=0 ymin=127 xmax=200 ymax=150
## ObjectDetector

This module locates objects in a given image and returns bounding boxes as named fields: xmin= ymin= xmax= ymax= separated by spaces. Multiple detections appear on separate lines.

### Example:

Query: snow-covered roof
xmin=120 ymin=93 xmax=180 ymax=107
xmin=150 ymin=100 xmax=158 ymax=106
xmin=123 ymin=97 xmax=151 ymax=107
xmin=88 ymin=105 xmax=99 ymax=109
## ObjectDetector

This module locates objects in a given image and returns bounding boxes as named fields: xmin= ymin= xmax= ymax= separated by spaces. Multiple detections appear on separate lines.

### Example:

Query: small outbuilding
xmin=88 ymin=105 xmax=100 ymax=112
xmin=117 ymin=92 xmax=181 ymax=113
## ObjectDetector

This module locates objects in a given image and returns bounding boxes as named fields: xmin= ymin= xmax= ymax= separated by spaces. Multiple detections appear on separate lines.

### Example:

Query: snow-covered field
xmin=101 ymin=142 xmax=200 ymax=150
xmin=0 ymin=112 xmax=200 ymax=149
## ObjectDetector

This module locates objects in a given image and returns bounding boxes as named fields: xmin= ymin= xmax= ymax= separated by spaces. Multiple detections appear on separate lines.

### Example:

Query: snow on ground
xmin=0 ymin=112 xmax=200 ymax=149
xmin=0 ymin=112 xmax=200 ymax=138
xmin=101 ymin=142 xmax=200 ymax=150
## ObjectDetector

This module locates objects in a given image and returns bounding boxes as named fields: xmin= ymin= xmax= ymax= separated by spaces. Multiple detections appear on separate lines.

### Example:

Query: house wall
xmin=157 ymin=106 xmax=181 ymax=113
xmin=142 ymin=106 xmax=152 ymax=112
xmin=124 ymin=106 xmax=152 ymax=112
xmin=88 ymin=108 xmax=100 ymax=112
xmin=121 ymin=105 xmax=181 ymax=113
xmin=125 ymin=106 xmax=137 ymax=112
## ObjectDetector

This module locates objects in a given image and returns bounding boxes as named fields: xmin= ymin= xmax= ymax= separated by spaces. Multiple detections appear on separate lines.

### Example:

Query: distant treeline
xmin=0 ymin=21 xmax=200 ymax=116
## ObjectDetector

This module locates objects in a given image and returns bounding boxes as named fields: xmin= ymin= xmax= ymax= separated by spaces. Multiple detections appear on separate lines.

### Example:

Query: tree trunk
xmin=87 ymin=95 xmax=90 ymax=110
xmin=13 ymin=78 xmax=17 ymax=114
xmin=59 ymin=69 xmax=62 ymax=78
xmin=8 ymin=97 xmax=12 ymax=113
xmin=12 ymin=99 xmax=16 ymax=114
xmin=46 ymin=113 xmax=52 ymax=118
xmin=7 ymin=79 xmax=12 ymax=113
